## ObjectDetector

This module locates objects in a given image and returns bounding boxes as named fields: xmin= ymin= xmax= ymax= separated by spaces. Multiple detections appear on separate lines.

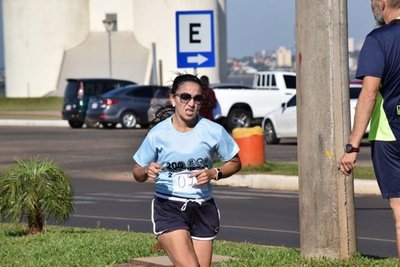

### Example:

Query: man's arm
xmin=338 ymin=76 xmax=380 ymax=175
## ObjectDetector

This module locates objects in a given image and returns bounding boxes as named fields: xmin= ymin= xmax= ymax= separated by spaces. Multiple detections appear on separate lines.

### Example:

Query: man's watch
xmin=214 ymin=168 xmax=223 ymax=181
xmin=344 ymin=144 xmax=360 ymax=153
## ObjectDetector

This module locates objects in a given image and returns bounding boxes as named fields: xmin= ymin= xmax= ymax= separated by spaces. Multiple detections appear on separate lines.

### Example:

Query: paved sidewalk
xmin=112 ymin=255 xmax=233 ymax=267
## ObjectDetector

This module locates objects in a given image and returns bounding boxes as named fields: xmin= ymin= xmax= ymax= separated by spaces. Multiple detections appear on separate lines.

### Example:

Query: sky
xmin=226 ymin=0 xmax=376 ymax=58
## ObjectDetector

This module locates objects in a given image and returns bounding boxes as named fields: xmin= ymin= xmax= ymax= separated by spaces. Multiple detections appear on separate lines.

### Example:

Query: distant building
xmin=276 ymin=46 xmax=292 ymax=68
xmin=3 ymin=0 xmax=227 ymax=97
xmin=354 ymin=39 xmax=364 ymax=51
xmin=348 ymin=37 xmax=354 ymax=53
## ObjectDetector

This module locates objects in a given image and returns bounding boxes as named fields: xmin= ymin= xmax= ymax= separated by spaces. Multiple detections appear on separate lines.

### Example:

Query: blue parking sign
xmin=176 ymin=10 xmax=215 ymax=68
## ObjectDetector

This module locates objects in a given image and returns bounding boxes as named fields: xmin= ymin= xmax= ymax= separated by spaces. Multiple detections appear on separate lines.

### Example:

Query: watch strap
xmin=213 ymin=168 xmax=222 ymax=181
xmin=345 ymin=144 xmax=359 ymax=153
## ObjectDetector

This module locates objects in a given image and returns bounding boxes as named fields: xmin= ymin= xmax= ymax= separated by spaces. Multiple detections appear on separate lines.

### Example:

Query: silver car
xmin=86 ymin=85 xmax=169 ymax=129
xmin=147 ymin=86 xmax=172 ymax=124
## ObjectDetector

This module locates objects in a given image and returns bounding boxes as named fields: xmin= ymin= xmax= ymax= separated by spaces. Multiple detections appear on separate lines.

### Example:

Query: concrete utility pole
xmin=296 ymin=0 xmax=356 ymax=259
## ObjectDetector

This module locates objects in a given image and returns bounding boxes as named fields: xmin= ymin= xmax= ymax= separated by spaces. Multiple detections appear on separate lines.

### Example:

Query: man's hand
xmin=338 ymin=153 xmax=358 ymax=176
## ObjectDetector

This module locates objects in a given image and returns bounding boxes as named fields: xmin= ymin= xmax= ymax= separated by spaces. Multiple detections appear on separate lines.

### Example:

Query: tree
xmin=0 ymin=157 xmax=73 ymax=234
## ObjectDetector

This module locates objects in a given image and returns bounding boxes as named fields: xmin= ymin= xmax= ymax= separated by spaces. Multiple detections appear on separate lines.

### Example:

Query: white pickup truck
xmin=214 ymin=71 xmax=296 ymax=131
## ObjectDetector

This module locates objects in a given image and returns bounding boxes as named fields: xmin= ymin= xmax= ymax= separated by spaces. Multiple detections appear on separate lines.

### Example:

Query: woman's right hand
xmin=145 ymin=162 xmax=163 ymax=180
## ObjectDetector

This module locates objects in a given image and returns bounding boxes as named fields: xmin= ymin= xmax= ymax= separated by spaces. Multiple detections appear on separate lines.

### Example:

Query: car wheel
xmin=68 ymin=120 xmax=84 ymax=129
xmin=85 ymin=119 xmax=100 ymax=129
xmin=102 ymin=122 xmax=117 ymax=129
xmin=227 ymin=108 xmax=252 ymax=131
xmin=120 ymin=111 xmax=138 ymax=129
xmin=264 ymin=120 xmax=280 ymax=144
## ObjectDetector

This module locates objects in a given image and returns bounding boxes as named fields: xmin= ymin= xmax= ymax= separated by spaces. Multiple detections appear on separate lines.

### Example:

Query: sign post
xmin=176 ymin=10 xmax=215 ymax=69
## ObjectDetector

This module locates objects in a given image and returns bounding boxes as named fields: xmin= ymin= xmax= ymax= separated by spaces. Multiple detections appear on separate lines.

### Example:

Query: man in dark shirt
xmin=338 ymin=0 xmax=400 ymax=257
xmin=199 ymin=75 xmax=217 ymax=121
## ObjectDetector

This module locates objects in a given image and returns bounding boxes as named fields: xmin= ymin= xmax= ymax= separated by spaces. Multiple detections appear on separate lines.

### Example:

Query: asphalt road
xmin=0 ymin=126 xmax=392 ymax=258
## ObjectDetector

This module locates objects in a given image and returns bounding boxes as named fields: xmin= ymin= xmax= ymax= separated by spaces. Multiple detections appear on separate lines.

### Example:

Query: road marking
xmin=221 ymin=224 xmax=300 ymax=235
xmin=214 ymin=190 xmax=298 ymax=199
xmin=357 ymin=236 xmax=396 ymax=243
xmin=73 ymin=214 xmax=150 ymax=222
xmin=74 ymin=195 xmax=150 ymax=203
xmin=73 ymin=201 xmax=95 ymax=204
xmin=222 ymin=225 xmax=395 ymax=243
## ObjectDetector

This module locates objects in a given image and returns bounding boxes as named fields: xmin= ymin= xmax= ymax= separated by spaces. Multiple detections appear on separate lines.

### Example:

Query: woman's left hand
xmin=191 ymin=168 xmax=214 ymax=185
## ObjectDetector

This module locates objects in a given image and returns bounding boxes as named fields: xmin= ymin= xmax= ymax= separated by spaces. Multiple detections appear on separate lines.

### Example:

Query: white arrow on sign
xmin=187 ymin=54 xmax=208 ymax=65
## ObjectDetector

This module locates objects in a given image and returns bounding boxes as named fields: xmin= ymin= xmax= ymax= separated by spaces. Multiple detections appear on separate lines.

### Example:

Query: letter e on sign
xmin=176 ymin=10 xmax=215 ymax=68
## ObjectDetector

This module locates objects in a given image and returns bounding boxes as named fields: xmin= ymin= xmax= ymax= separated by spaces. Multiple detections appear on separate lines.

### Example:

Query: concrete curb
xmin=214 ymin=174 xmax=380 ymax=196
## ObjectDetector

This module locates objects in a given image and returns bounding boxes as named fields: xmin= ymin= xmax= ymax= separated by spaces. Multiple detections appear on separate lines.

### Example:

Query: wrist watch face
xmin=216 ymin=168 xmax=222 ymax=180
xmin=345 ymin=144 xmax=359 ymax=153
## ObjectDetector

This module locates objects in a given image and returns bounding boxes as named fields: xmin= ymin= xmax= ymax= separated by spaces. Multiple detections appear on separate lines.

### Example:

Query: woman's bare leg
xmin=193 ymin=239 xmax=213 ymax=267
xmin=157 ymin=229 xmax=199 ymax=267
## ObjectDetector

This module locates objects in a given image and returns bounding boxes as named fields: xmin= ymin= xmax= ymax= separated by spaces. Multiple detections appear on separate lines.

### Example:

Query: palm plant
xmin=0 ymin=157 xmax=73 ymax=234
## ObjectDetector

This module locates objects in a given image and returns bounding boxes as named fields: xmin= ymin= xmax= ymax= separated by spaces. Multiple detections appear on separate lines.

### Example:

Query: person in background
xmin=132 ymin=73 xmax=241 ymax=267
xmin=199 ymin=75 xmax=217 ymax=121
xmin=338 ymin=0 xmax=400 ymax=257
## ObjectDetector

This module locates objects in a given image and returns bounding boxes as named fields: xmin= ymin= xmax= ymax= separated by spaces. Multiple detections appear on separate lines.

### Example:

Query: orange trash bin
xmin=232 ymin=126 xmax=265 ymax=167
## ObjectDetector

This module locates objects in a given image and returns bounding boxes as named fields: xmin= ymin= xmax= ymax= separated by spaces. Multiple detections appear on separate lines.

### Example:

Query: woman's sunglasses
xmin=174 ymin=93 xmax=204 ymax=104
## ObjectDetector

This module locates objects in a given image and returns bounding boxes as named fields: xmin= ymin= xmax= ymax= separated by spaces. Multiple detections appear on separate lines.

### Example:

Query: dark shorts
xmin=371 ymin=140 xmax=400 ymax=199
xmin=151 ymin=197 xmax=220 ymax=240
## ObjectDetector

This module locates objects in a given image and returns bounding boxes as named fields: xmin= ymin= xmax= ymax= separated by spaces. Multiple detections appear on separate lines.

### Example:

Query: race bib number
xmin=172 ymin=170 xmax=198 ymax=194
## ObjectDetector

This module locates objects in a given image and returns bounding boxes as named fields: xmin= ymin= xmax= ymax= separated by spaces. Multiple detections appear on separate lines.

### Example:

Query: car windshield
xmin=102 ymin=86 xmax=134 ymax=97
xmin=154 ymin=87 xmax=171 ymax=98
xmin=211 ymin=84 xmax=251 ymax=89
xmin=64 ymin=81 xmax=79 ymax=98
xmin=287 ymin=95 xmax=296 ymax=107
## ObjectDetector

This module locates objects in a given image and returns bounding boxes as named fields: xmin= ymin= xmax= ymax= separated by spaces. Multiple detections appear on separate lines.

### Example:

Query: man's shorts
xmin=151 ymin=197 xmax=220 ymax=240
xmin=371 ymin=140 xmax=400 ymax=199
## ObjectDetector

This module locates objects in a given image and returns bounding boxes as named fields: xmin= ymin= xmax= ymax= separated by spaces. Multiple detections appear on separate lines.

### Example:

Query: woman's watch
xmin=214 ymin=168 xmax=223 ymax=181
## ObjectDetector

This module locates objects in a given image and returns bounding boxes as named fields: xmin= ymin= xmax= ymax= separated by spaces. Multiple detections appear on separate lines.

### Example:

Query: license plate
xmin=91 ymin=103 xmax=98 ymax=109
xmin=65 ymin=104 xmax=71 ymax=111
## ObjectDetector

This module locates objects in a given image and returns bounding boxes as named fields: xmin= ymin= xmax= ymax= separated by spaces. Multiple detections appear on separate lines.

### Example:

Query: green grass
xmin=0 ymin=223 xmax=398 ymax=267
xmin=0 ymin=97 xmax=63 ymax=119
xmin=0 ymin=97 xmax=63 ymax=111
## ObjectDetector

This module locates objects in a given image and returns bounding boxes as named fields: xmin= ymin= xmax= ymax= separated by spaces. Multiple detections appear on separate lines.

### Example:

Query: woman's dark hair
xmin=148 ymin=105 xmax=175 ymax=130
xmin=171 ymin=73 xmax=203 ymax=94
xmin=148 ymin=73 xmax=203 ymax=130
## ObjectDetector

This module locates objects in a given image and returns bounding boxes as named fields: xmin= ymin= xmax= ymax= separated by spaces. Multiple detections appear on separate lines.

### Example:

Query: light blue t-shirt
xmin=133 ymin=116 xmax=239 ymax=199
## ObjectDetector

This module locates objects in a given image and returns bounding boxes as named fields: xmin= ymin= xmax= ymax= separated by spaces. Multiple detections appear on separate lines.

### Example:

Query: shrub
xmin=0 ymin=157 xmax=73 ymax=234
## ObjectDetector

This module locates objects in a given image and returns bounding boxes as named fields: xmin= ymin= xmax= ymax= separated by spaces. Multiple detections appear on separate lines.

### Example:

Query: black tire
xmin=85 ymin=119 xmax=100 ymax=129
xmin=264 ymin=120 xmax=280 ymax=144
xmin=68 ymin=120 xmax=84 ymax=129
xmin=227 ymin=108 xmax=252 ymax=131
xmin=139 ymin=123 xmax=150 ymax=129
xmin=102 ymin=122 xmax=117 ymax=129
xmin=120 ymin=111 xmax=138 ymax=129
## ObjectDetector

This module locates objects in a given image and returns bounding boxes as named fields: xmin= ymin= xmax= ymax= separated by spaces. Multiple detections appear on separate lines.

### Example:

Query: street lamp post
xmin=103 ymin=18 xmax=116 ymax=78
